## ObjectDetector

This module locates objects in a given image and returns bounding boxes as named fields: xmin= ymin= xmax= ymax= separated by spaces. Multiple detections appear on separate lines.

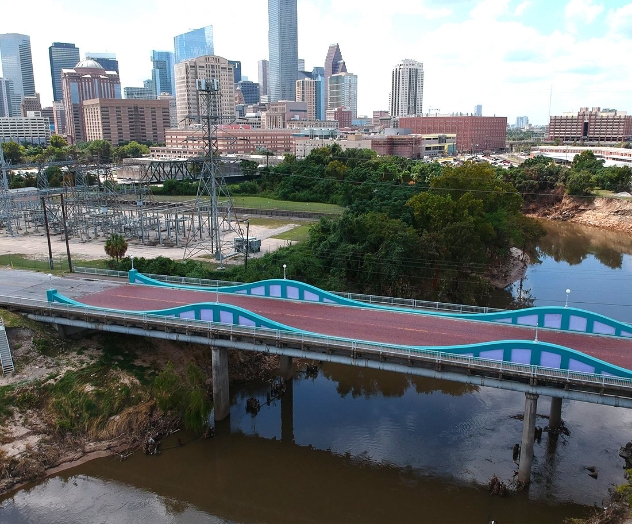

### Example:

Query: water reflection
xmin=504 ymin=220 xmax=632 ymax=322
xmin=537 ymin=220 xmax=632 ymax=269
xmin=4 ymin=363 xmax=630 ymax=523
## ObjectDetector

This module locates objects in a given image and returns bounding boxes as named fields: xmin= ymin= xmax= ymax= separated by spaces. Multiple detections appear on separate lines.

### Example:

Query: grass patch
xmin=0 ymin=309 xmax=46 ymax=331
xmin=243 ymin=217 xmax=303 ymax=228
xmin=152 ymin=195 xmax=343 ymax=214
xmin=99 ymin=334 xmax=154 ymax=385
xmin=0 ymin=385 xmax=14 ymax=421
xmin=272 ymin=224 xmax=312 ymax=242
xmin=0 ymin=254 xmax=70 ymax=273
xmin=48 ymin=365 xmax=137 ymax=435
xmin=232 ymin=196 xmax=342 ymax=214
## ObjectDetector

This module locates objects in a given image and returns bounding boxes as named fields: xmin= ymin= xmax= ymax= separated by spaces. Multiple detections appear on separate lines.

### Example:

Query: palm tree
xmin=104 ymin=234 xmax=128 ymax=263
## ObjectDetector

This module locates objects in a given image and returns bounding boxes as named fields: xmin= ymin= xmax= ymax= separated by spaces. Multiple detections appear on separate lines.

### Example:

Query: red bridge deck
xmin=77 ymin=283 xmax=632 ymax=371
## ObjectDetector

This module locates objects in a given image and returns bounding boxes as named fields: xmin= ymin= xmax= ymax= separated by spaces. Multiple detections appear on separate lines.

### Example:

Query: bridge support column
xmin=280 ymin=355 xmax=293 ymax=381
xmin=518 ymin=393 xmax=539 ymax=485
xmin=212 ymin=347 xmax=230 ymax=422
xmin=549 ymin=397 xmax=562 ymax=430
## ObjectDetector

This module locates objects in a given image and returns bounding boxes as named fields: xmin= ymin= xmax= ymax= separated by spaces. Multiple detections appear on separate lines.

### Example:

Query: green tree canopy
xmin=1 ymin=141 xmax=26 ymax=164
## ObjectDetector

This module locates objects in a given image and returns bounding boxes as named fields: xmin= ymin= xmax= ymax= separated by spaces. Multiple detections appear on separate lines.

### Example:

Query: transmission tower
xmin=0 ymin=143 xmax=14 ymax=235
xmin=183 ymin=78 xmax=243 ymax=260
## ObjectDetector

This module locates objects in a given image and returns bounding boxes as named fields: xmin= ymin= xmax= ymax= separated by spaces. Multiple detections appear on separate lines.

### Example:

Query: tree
xmin=86 ymin=140 xmax=112 ymax=163
xmin=114 ymin=141 xmax=150 ymax=160
xmin=1 ymin=141 xmax=26 ymax=164
xmin=571 ymin=150 xmax=604 ymax=175
xmin=50 ymin=135 xmax=68 ymax=149
xmin=104 ymin=233 xmax=128 ymax=262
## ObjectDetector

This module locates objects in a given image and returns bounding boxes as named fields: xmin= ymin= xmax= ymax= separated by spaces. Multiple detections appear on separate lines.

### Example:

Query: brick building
xmin=82 ymin=98 xmax=171 ymax=144
xmin=399 ymin=115 xmax=507 ymax=153
xmin=326 ymin=107 xmax=352 ymax=129
xmin=150 ymin=127 xmax=295 ymax=158
xmin=370 ymin=133 xmax=456 ymax=159
xmin=548 ymin=107 xmax=632 ymax=143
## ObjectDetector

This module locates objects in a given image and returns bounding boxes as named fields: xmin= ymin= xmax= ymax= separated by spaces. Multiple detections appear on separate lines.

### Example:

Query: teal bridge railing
xmin=128 ymin=270 xmax=632 ymax=340
xmin=47 ymin=282 xmax=632 ymax=381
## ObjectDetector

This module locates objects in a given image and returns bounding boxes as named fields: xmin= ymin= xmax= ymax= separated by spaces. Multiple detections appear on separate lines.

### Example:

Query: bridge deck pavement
xmin=76 ymin=283 xmax=632 ymax=371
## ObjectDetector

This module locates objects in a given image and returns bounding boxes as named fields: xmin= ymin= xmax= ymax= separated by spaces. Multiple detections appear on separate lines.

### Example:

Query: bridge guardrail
xmin=2 ymin=293 xmax=632 ymax=393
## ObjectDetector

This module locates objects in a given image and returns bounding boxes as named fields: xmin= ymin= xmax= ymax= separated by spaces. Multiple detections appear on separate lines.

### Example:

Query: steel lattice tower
xmin=183 ymin=78 xmax=243 ymax=260
xmin=0 ymin=144 xmax=14 ymax=235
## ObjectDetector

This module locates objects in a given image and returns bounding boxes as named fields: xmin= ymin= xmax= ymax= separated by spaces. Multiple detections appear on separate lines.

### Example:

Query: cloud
xmin=514 ymin=1 xmax=531 ymax=16
xmin=565 ymin=0 xmax=604 ymax=24
xmin=470 ymin=0 xmax=511 ymax=19
xmin=606 ymin=3 xmax=632 ymax=38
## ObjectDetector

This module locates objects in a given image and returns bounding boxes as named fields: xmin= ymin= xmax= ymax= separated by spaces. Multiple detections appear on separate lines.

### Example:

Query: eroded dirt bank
xmin=0 ymin=311 xmax=279 ymax=495
xmin=525 ymin=195 xmax=632 ymax=233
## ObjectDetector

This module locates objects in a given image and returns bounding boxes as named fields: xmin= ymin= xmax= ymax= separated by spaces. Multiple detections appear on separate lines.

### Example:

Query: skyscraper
xmin=151 ymin=51 xmax=175 ymax=96
xmin=258 ymin=59 xmax=270 ymax=98
xmin=174 ymin=26 xmax=214 ymax=64
xmin=62 ymin=59 xmax=121 ymax=143
xmin=228 ymin=60 xmax=242 ymax=83
xmin=174 ymin=55 xmax=235 ymax=126
xmin=85 ymin=52 xmax=119 ymax=73
xmin=474 ymin=104 xmax=482 ymax=117
xmin=49 ymin=43 xmax=80 ymax=102
xmin=296 ymin=78 xmax=315 ymax=120
xmin=0 ymin=34 xmax=36 ymax=117
xmin=328 ymin=72 xmax=357 ymax=118
xmin=324 ymin=44 xmax=346 ymax=107
xmin=390 ymin=59 xmax=424 ymax=118
xmin=268 ymin=0 xmax=298 ymax=102
xmin=0 ymin=78 xmax=12 ymax=118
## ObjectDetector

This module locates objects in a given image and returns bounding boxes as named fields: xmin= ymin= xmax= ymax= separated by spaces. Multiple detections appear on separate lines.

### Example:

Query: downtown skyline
xmin=1 ymin=0 xmax=631 ymax=124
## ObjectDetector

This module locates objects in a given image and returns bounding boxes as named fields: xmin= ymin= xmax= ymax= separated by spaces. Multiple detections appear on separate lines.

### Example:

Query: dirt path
xmin=0 ymin=222 xmax=300 ymax=264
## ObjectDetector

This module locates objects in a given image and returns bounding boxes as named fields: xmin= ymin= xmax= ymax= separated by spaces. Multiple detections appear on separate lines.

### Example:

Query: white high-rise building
xmin=328 ymin=72 xmax=357 ymax=118
xmin=389 ymin=59 xmax=424 ymax=118
xmin=174 ymin=55 xmax=235 ymax=126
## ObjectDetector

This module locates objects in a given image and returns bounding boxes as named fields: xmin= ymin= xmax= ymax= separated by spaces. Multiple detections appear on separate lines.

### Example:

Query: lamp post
xmin=244 ymin=220 xmax=249 ymax=271
xmin=283 ymin=264 xmax=287 ymax=280
xmin=48 ymin=273 xmax=52 ymax=290
xmin=130 ymin=255 xmax=134 ymax=270
xmin=565 ymin=288 xmax=571 ymax=308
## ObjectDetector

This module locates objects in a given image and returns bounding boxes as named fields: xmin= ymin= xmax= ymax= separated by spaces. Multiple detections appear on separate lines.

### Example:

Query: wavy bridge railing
xmin=46 ymin=288 xmax=632 ymax=381
xmin=128 ymin=270 xmax=632 ymax=340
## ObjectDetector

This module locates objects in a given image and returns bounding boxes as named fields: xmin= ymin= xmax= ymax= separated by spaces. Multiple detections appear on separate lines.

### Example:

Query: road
xmin=76 ymin=282 xmax=632 ymax=371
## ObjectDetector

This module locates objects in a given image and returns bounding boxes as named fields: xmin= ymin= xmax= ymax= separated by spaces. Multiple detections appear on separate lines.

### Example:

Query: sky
xmin=1 ymin=0 xmax=631 ymax=125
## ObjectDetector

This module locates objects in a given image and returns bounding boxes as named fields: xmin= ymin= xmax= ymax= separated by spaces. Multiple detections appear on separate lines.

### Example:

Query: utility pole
xmin=41 ymin=196 xmax=54 ymax=270
xmin=60 ymin=192 xmax=73 ymax=272
xmin=244 ymin=219 xmax=249 ymax=270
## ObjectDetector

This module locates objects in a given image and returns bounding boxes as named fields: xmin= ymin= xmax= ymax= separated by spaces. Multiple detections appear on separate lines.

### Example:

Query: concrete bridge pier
xmin=280 ymin=355 xmax=293 ymax=381
xmin=518 ymin=393 xmax=539 ymax=485
xmin=549 ymin=397 xmax=563 ymax=430
xmin=212 ymin=347 xmax=230 ymax=422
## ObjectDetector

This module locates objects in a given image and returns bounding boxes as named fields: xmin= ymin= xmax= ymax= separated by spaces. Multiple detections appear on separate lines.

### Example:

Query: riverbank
xmin=525 ymin=195 xmax=632 ymax=233
xmin=0 ymin=309 xmax=279 ymax=495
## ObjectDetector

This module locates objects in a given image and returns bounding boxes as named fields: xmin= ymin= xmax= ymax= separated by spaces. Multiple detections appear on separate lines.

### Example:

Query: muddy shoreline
xmin=0 ymin=317 xmax=280 ymax=497
xmin=525 ymin=195 xmax=632 ymax=233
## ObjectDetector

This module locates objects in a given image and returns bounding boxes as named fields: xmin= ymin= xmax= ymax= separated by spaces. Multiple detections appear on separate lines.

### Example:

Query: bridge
xmin=2 ymin=268 xmax=632 ymax=485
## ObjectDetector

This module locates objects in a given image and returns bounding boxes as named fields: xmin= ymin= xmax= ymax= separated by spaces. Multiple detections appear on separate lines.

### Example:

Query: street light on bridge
xmin=565 ymin=288 xmax=571 ymax=308
xmin=283 ymin=264 xmax=287 ymax=280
